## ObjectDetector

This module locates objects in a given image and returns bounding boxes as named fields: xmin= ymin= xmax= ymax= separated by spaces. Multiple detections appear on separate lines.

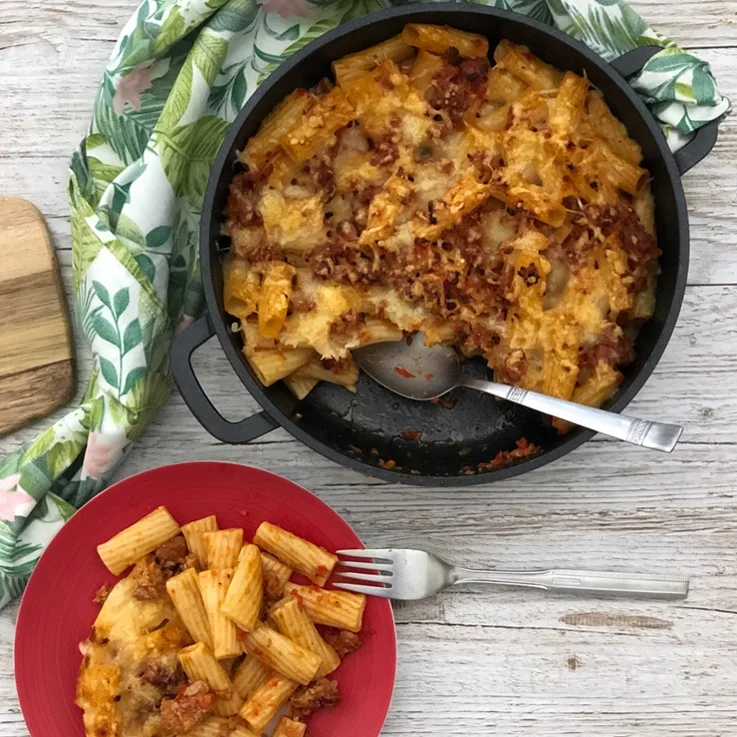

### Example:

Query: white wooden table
xmin=1 ymin=2 xmax=736 ymax=735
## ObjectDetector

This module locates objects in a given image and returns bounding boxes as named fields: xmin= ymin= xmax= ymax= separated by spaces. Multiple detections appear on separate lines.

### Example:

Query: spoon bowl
xmin=355 ymin=334 xmax=461 ymax=401
xmin=355 ymin=334 xmax=684 ymax=453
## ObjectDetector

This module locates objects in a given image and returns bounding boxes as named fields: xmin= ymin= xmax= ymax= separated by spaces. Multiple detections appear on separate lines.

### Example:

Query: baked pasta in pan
xmin=223 ymin=24 xmax=659 ymax=423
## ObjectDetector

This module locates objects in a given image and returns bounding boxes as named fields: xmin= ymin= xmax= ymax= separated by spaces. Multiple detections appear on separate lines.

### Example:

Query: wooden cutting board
xmin=0 ymin=198 xmax=75 ymax=436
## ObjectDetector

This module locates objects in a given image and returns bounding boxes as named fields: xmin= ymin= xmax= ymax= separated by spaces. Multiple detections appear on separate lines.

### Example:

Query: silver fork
xmin=335 ymin=549 xmax=689 ymax=600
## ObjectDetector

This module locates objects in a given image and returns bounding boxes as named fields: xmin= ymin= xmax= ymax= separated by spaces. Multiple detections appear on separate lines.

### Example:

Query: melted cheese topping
xmin=76 ymin=562 xmax=191 ymax=737
xmin=225 ymin=32 xmax=658 ymax=409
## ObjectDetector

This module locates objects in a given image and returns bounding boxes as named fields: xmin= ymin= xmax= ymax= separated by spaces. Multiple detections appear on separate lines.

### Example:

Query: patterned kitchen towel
xmin=0 ymin=0 xmax=729 ymax=607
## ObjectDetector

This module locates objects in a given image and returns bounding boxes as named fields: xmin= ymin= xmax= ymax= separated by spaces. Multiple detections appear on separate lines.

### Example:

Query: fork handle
xmin=452 ymin=568 xmax=689 ymax=600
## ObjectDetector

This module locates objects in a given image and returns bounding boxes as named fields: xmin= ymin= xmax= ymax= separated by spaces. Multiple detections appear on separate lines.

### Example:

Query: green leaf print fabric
xmin=0 ymin=0 xmax=729 ymax=607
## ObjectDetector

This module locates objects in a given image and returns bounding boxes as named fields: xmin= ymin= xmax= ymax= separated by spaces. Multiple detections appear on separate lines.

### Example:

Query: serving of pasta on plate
xmin=223 ymin=23 xmax=659 ymax=424
xmin=76 ymin=507 xmax=365 ymax=737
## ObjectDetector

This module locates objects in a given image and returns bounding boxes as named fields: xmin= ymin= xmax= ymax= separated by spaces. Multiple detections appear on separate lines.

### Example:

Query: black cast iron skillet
xmin=171 ymin=4 xmax=718 ymax=486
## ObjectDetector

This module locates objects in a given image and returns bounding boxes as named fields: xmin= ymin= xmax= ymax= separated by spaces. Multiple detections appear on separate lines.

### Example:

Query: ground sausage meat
xmin=496 ymin=348 xmax=528 ymax=385
xmin=586 ymin=202 xmax=658 ymax=262
xmin=336 ymin=219 xmax=359 ymax=242
xmin=226 ymin=169 xmax=269 ymax=229
xmin=93 ymin=584 xmax=113 ymax=605
xmin=289 ymin=678 xmax=340 ymax=719
xmin=138 ymin=663 xmax=187 ymax=694
xmin=462 ymin=437 xmax=540 ymax=475
xmin=132 ymin=558 xmax=166 ymax=601
xmin=308 ymin=210 xmax=513 ymax=340
xmin=483 ymin=437 xmax=540 ymax=471
xmin=428 ymin=49 xmax=490 ymax=127
xmin=467 ymin=150 xmax=503 ymax=185
xmin=159 ymin=681 xmax=216 ymax=734
xmin=249 ymin=243 xmax=285 ymax=264
xmin=153 ymin=536 xmax=188 ymax=564
xmin=330 ymin=310 xmax=367 ymax=339
xmin=369 ymin=136 xmax=400 ymax=167
xmin=307 ymin=152 xmax=337 ymax=202
xmin=584 ymin=202 xmax=660 ymax=289
xmin=322 ymin=628 xmax=362 ymax=658
xmin=579 ymin=327 xmax=634 ymax=374
xmin=153 ymin=536 xmax=196 ymax=577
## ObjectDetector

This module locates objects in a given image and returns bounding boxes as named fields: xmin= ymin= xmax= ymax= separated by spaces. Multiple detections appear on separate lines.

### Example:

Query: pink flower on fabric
xmin=262 ymin=0 xmax=309 ymax=18
xmin=0 ymin=474 xmax=35 ymax=522
xmin=113 ymin=64 xmax=154 ymax=114
xmin=176 ymin=315 xmax=194 ymax=335
xmin=82 ymin=432 xmax=128 ymax=480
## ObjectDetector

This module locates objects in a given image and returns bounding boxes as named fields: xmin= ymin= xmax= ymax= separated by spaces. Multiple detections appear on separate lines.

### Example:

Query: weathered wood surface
xmin=1 ymin=2 xmax=737 ymax=736
xmin=0 ymin=198 xmax=74 ymax=436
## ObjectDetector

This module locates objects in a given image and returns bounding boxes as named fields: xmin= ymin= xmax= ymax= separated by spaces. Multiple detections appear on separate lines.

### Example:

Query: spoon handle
xmin=462 ymin=379 xmax=683 ymax=452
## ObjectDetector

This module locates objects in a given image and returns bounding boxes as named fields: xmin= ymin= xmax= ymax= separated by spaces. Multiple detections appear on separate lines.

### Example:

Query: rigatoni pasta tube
xmin=257 ymin=261 xmax=296 ymax=339
xmin=332 ymin=34 xmax=414 ymax=86
xmin=413 ymin=173 xmax=493 ymax=240
xmin=586 ymin=90 xmax=642 ymax=165
xmin=166 ymin=568 xmax=213 ymax=650
xmin=233 ymin=655 xmax=273 ymax=699
xmin=552 ymin=363 xmax=622 ymax=433
xmin=280 ymin=87 xmax=355 ymax=163
xmin=242 ymin=621 xmax=321 ymax=685
xmin=401 ymin=23 xmax=488 ymax=58
xmin=239 ymin=674 xmax=298 ymax=733
xmin=291 ymin=356 xmax=359 ymax=391
xmin=485 ymin=67 xmax=527 ymax=104
xmin=199 ymin=569 xmax=241 ymax=659
xmin=218 ymin=656 xmax=239 ymax=676
xmin=408 ymin=49 xmax=445 ymax=95
xmin=241 ymin=88 xmax=314 ymax=168
xmin=494 ymin=39 xmax=561 ymax=90
xmin=342 ymin=62 xmax=394 ymax=118
xmin=584 ymin=139 xmax=647 ymax=195
xmin=221 ymin=544 xmax=263 ymax=632
xmin=283 ymin=372 xmax=318 ymax=401
xmin=357 ymin=318 xmax=404 ymax=347
xmin=246 ymin=347 xmax=315 ymax=386
xmin=270 ymin=596 xmax=340 ymax=678
xmin=181 ymin=515 xmax=218 ymax=570
xmin=231 ymin=725 xmax=259 ymax=737
xmin=241 ymin=319 xmax=314 ymax=386
xmin=549 ymin=71 xmax=588 ymax=137
xmin=204 ymin=528 xmax=243 ymax=569
xmin=284 ymin=583 xmax=365 ymax=633
xmin=97 ymin=506 xmax=179 ymax=575
xmin=273 ymin=716 xmax=307 ymax=737
xmin=223 ymin=259 xmax=261 ymax=319
xmin=177 ymin=643 xmax=243 ymax=716
xmin=634 ymin=184 xmax=656 ymax=237
xmin=541 ymin=351 xmax=579 ymax=401
xmin=501 ymin=184 xmax=566 ymax=228
xmin=254 ymin=521 xmax=337 ymax=586
xmin=260 ymin=552 xmax=293 ymax=600
xmin=189 ymin=717 xmax=259 ymax=737
xmin=241 ymin=322 xmax=315 ymax=386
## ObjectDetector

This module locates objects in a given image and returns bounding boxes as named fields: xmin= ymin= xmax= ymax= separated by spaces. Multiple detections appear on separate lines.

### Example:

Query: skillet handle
xmin=610 ymin=45 xmax=719 ymax=175
xmin=171 ymin=313 xmax=278 ymax=444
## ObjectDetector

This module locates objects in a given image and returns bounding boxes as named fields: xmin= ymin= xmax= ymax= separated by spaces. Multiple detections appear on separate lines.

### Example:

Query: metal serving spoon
xmin=354 ymin=334 xmax=683 ymax=453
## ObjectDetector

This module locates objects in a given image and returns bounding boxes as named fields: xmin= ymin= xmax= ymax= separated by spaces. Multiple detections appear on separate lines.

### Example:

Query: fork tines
xmin=334 ymin=549 xmax=394 ymax=597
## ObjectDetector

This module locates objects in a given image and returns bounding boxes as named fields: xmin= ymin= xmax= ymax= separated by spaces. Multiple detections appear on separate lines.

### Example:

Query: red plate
xmin=15 ymin=462 xmax=396 ymax=737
